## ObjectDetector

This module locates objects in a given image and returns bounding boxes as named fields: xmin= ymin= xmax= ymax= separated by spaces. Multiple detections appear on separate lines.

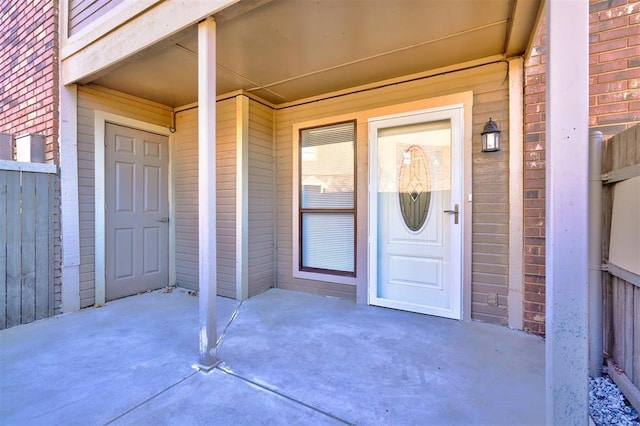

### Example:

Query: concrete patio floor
xmin=0 ymin=288 xmax=545 ymax=425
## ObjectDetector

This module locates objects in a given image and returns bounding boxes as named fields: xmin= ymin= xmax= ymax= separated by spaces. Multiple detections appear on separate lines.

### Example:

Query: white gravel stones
xmin=590 ymin=376 xmax=639 ymax=426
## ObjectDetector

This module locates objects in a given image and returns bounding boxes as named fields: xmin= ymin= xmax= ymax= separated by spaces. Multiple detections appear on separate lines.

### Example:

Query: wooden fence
xmin=601 ymin=124 xmax=640 ymax=410
xmin=0 ymin=161 xmax=58 ymax=329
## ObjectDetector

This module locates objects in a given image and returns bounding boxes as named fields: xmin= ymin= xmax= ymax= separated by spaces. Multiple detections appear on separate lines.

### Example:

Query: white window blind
xmin=299 ymin=121 xmax=355 ymax=275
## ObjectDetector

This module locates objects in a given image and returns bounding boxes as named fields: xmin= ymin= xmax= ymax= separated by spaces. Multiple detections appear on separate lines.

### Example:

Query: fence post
xmin=0 ymin=133 xmax=12 ymax=160
xmin=589 ymin=130 xmax=603 ymax=377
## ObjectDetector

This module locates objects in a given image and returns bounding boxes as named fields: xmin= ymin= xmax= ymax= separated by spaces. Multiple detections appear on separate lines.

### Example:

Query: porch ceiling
xmin=82 ymin=0 xmax=542 ymax=107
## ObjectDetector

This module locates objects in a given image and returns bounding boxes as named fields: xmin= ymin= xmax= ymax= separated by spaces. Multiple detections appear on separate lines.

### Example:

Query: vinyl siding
xmin=248 ymin=100 xmax=275 ymax=296
xmin=68 ymin=0 xmax=125 ymax=36
xmin=173 ymin=99 xmax=237 ymax=298
xmin=76 ymin=85 xmax=172 ymax=308
xmin=275 ymin=62 xmax=511 ymax=324
xmin=173 ymin=108 xmax=198 ymax=289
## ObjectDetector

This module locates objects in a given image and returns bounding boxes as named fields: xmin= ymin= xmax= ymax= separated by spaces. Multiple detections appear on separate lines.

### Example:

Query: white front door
xmin=105 ymin=123 xmax=169 ymax=300
xmin=369 ymin=107 xmax=463 ymax=319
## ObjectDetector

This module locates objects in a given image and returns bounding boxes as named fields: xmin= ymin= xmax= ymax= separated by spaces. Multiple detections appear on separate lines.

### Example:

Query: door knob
xmin=444 ymin=204 xmax=459 ymax=225
xmin=156 ymin=217 xmax=169 ymax=223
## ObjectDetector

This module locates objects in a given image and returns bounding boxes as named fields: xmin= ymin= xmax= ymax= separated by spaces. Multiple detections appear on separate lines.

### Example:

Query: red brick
xmin=597 ymin=90 xmax=640 ymax=104
xmin=597 ymin=68 xmax=640 ymax=84
xmin=524 ymin=301 xmax=545 ymax=314
xmin=598 ymin=2 xmax=640 ymax=21
xmin=590 ymin=0 xmax=627 ymax=14
xmin=591 ymin=102 xmax=629 ymax=115
xmin=590 ymin=60 xmax=627 ymax=74
xmin=597 ymin=111 xmax=640 ymax=125
xmin=598 ymin=46 xmax=640 ymax=62
xmin=590 ymin=15 xmax=629 ymax=33
xmin=599 ymin=25 xmax=640 ymax=42
xmin=591 ymin=37 xmax=628 ymax=53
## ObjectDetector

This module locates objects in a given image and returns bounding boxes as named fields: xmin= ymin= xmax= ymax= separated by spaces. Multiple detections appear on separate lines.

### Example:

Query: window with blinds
xmin=299 ymin=121 xmax=356 ymax=276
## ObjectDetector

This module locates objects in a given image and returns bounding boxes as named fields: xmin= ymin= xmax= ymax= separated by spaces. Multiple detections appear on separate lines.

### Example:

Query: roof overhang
xmin=67 ymin=0 xmax=543 ymax=107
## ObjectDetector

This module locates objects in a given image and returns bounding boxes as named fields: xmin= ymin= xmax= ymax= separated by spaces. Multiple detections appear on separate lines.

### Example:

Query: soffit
xmin=85 ymin=0 xmax=542 ymax=107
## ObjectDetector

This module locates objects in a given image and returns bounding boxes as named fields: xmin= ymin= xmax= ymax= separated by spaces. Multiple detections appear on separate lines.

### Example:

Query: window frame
xmin=293 ymin=119 xmax=358 ymax=284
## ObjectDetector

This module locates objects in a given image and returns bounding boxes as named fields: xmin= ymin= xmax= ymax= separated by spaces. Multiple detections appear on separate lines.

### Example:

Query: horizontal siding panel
xmin=174 ymin=99 xmax=237 ymax=296
xmin=69 ymin=0 xmax=125 ymax=35
xmin=248 ymin=100 xmax=275 ymax=296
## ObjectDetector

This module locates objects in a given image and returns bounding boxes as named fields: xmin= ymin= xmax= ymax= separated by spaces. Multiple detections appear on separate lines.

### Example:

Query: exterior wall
xmin=523 ymin=0 xmax=640 ymax=335
xmin=173 ymin=108 xmax=198 ymax=290
xmin=173 ymin=99 xmax=237 ymax=298
xmin=215 ymin=99 xmax=238 ymax=299
xmin=589 ymin=0 xmax=640 ymax=139
xmin=76 ymin=85 xmax=172 ymax=307
xmin=0 ymin=0 xmax=62 ymax=314
xmin=248 ymin=99 xmax=275 ymax=297
xmin=275 ymin=62 xmax=512 ymax=324
xmin=523 ymin=19 xmax=547 ymax=336
xmin=68 ymin=0 xmax=124 ymax=36
xmin=1 ymin=0 xmax=59 ymax=163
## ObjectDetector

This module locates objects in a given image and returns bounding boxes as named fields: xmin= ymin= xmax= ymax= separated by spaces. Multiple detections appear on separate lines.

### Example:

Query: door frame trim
xmin=94 ymin=112 xmax=173 ymax=305
xmin=367 ymin=93 xmax=473 ymax=320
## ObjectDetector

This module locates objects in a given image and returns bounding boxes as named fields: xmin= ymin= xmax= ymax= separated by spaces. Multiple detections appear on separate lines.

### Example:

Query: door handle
xmin=156 ymin=217 xmax=169 ymax=223
xmin=444 ymin=204 xmax=459 ymax=225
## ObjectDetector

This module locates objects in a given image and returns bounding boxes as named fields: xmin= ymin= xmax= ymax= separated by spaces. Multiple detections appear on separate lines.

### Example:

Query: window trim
xmin=292 ymin=118 xmax=357 ymax=285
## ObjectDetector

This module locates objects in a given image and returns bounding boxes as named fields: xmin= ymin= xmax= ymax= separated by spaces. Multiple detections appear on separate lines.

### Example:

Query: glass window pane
xmin=301 ymin=122 xmax=354 ymax=209
xmin=302 ymin=213 xmax=354 ymax=273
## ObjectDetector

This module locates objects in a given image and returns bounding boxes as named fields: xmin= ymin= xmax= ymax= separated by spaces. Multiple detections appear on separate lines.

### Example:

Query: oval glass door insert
xmin=398 ymin=145 xmax=431 ymax=231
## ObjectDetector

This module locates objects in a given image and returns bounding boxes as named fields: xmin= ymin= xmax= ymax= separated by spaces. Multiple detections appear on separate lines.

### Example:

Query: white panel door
xmin=369 ymin=107 xmax=463 ymax=319
xmin=105 ymin=123 xmax=169 ymax=300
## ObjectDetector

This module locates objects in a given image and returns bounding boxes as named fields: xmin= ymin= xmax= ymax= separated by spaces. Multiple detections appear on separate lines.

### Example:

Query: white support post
xmin=197 ymin=17 xmax=220 ymax=371
xmin=60 ymin=84 xmax=81 ymax=313
xmin=236 ymin=95 xmax=249 ymax=301
xmin=545 ymin=0 xmax=590 ymax=423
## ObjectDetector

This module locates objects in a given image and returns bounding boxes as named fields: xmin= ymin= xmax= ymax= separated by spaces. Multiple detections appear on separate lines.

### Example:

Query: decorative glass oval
xmin=398 ymin=145 xmax=431 ymax=231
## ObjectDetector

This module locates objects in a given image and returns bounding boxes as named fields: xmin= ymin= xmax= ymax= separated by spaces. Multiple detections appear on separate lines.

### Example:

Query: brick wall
xmin=0 ymin=0 xmax=62 ymax=313
xmin=589 ymin=0 xmax=640 ymax=139
xmin=1 ymin=0 xmax=60 ymax=163
xmin=523 ymin=21 xmax=547 ymax=336
xmin=523 ymin=0 xmax=640 ymax=336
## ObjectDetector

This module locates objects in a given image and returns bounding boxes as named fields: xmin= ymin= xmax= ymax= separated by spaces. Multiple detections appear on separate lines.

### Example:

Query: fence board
xmin=613 ymin=278 xmax=625 ymax=366
xmin=624 ymin=282 xmax=634 ymax=379
xmin=0 ymin=171 xmax=6 ymax=329
xmin=634 ymin=287 xmax=640 ymax=387
xmin=603 ymin=274 xmax=613 ymax=355
xmin=21 ymin=173 xmax=36 ymax=324
xmin=6 ymin=172 xmax=21 ymax=328
xmin=48 ymin=174 xmax=55 ymax=317
xmin=35 ymin=173 xmax=50 ymax=320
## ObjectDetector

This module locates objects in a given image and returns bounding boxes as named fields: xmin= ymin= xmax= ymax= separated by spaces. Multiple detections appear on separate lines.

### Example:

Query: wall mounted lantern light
xmin=481 ymin=118 xmax=501 ymax=152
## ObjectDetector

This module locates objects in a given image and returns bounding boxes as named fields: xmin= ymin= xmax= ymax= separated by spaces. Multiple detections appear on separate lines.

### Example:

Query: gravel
xmin=590 ymin=376 xmax=640 ymax=425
